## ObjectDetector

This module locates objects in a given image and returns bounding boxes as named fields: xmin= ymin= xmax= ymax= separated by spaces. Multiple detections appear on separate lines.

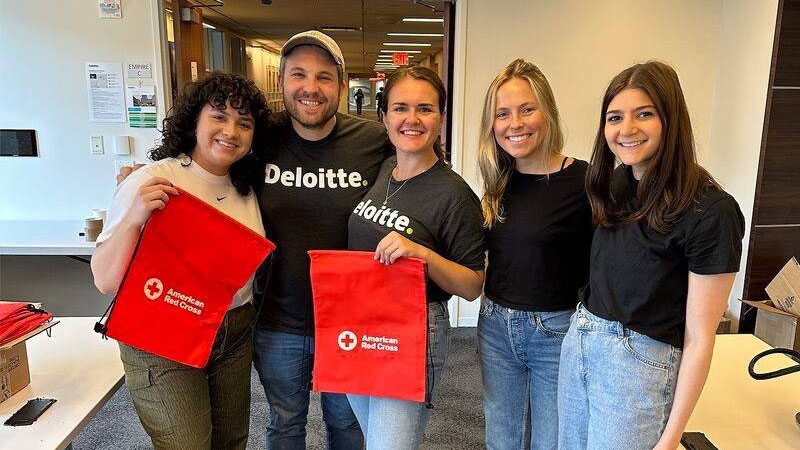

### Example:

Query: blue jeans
xmin=253 ymin=329 xmax=363 ymax=450
xmin=478 ymin=298 xmax=571 ymax=450
xmin=347 ymin=301 xmax=451 ymax=450
xmin=558 ymin=304 xmax=682 ymax=450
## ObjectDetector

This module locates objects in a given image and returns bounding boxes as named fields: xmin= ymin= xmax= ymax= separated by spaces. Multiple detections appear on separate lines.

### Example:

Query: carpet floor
xmin=72 ymin=327 xmax=485 ymax=449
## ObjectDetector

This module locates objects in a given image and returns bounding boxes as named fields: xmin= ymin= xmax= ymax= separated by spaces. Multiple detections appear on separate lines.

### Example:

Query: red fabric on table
xmin=309 ymin=250 xmax=428 ymax=402
xmin=0 ymin=302 xmax=53 ymax=346
xmin=105 ymin=188 xmax=274 ymax=368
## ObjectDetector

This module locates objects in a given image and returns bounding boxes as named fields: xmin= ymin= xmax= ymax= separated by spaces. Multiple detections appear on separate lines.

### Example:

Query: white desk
xmin=0 ymin=317 xmax=124 ymax=450
xmin=0 ymin=220 xmax=95 ymax=255
xmin=681 ymin=334 xmax=800 ymax=449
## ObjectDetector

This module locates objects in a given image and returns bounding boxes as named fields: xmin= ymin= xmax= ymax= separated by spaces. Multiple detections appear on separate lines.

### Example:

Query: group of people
xmin=91 ymin=29 xmax=744 ymax=450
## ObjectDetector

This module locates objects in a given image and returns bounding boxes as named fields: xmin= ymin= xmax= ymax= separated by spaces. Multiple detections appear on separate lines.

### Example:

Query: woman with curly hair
xmin=91 ymin=72 xmax=270 ymax=450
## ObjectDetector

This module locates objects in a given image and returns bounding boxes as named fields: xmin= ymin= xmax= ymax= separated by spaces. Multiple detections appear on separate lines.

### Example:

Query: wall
xmin=0 ymin=0 xmax=168 ymax=220
xmin=0 ymin=0 xmax=168 ymax=314
xmin=448 ymin=0 xmax=777 ymax=326
xmin=707 ymin=0 xmax=780 ymax=329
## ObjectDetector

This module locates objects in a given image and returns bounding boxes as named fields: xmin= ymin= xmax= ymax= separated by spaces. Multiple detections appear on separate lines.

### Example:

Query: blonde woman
xmin=477 ymin=59 xmax=593 ymax=450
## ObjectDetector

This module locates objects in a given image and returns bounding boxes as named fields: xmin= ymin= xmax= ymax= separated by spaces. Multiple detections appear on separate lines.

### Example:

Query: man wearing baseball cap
xmin=252 ymin=30 xmax=393 ymax=449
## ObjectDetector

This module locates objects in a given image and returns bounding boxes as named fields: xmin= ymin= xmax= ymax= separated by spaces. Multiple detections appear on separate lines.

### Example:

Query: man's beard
xmin=283 ymin=92 xmax=338 ymax=129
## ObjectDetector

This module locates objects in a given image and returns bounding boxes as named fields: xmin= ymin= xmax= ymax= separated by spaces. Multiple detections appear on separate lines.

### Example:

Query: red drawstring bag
xmin=309 ymin=250 xmax=428 ymax=402
xmin=0 ymin=302 xmax=53 ymax=346
xmin=101 ymin=188 xmax=275 ymax=368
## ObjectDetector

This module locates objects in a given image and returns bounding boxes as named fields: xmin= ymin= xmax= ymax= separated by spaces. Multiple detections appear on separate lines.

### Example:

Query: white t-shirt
xmin=98 ymin=156 xmax=266 ymax=309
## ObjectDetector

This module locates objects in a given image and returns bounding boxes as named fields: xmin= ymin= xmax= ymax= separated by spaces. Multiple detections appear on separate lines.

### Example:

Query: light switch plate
xmin=114 ymin=135 xmax=131 ymax=155
xmin=114 ymin=160 xmax=135 ymax=176
xmin=90 ymin=135 xmax=104 ymax=155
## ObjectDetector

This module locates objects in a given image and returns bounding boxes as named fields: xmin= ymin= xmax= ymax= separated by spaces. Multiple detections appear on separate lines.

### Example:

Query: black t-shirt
xmin=348 ymin=157 xmax=486 ymax=303
xmin=582 ymin=166 xmax=745 ymax=348
xmin=257 ymin=111 xmax=393 ymax=335
xmin=485 ymin=159 xmax=593 ymax=312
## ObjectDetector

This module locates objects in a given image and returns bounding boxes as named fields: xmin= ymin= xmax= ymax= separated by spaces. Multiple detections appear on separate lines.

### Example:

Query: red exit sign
xmin=392 ymin=52 xmax=409 ymax=66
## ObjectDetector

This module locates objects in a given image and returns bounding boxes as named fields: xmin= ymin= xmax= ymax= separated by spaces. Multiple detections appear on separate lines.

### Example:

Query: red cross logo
xmin=337 ymin=330 xmax=358 ymax=351
xmin=144 ymin=278 xmax=164 ymax=300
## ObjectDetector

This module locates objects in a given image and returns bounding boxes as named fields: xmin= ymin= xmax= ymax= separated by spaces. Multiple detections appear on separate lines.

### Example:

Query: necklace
xmin=384 ymin=168 xmax=409 ymax=205
xmin=384 ymin=158 xmax=438 ymax=205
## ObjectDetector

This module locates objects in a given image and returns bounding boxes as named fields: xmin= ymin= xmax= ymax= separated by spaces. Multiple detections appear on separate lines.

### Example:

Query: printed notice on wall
xmin=99 ymin=0 xmax=122 ymax=19
xmin=127 ymin=85 xmax=157 ymax=128
xmin=86 ymin=62 xmax=126 ymax=123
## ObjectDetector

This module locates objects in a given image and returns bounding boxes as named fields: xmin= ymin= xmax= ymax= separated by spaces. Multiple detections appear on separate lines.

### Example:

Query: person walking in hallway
xmin=354 ymin=88 xmax=364 ymax=116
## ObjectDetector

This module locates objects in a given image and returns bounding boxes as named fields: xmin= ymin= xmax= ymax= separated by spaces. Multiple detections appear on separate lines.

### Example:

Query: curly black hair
xmin=149 ymin=72 xmax=271 ymax=195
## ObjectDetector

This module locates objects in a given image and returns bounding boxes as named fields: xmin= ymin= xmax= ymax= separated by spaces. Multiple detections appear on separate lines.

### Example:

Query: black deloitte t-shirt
xmin=348 ymin=157 xmax=486 ymax=303
xmin=485 ymin=159 xmax=593 ymax=312
xmin=257 ymin=112 xmax=393 ymax=335
xmin=582 ymin=166 xmax=745 ymax=348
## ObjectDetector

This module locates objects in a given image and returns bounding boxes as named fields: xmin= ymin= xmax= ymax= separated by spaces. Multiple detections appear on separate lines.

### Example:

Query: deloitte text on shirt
xmin=264 ymin=164 xmax=368 ymax=189
xmin=352 ymin=199 xmax=414 ymax=235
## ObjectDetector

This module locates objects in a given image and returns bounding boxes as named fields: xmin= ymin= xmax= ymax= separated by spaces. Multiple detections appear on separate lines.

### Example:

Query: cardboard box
xmin=742 ymin=300 xmax=800 ymax=351
xmin=0 ymin=340 xmax=30 ymax=403
xmin=716 ymin=316 xmax=732 ymax=334
xmin=765 ymin=257 xmax=800 ymax=317
xmin=0 ymin=320 xmax=57 ymax=404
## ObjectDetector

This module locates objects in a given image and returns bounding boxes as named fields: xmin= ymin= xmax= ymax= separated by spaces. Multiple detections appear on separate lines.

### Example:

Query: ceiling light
xmin=387 ymin=32 xmax=443 ymax=37
xmin=380 ymin=50 xmax=422 ymax=54
xmin=202 ymin=22 xmax=216 ymax=29
xmin=402 ymin=17 xmax=444 ymax=23
xmin=383 ymin=42 xmax=431 ymax=47
xmin=320 ymin=26 xmax=360 ymax=32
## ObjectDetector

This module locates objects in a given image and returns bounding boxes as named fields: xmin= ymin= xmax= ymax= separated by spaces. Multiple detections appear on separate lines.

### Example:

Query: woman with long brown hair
xmin=477 ymin=59 xmax=593 ymax=450
xmin=558 ymin=61 xmax=745 ymax=449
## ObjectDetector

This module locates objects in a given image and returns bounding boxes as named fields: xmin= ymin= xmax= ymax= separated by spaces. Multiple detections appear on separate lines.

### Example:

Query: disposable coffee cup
xmin=85 ymin=217 xmax=103 ymax=242
xmin=91 ymin=208 xmax=107 ymax=222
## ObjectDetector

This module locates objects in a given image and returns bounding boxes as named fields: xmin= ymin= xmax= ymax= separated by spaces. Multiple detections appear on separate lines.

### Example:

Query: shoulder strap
xmin=559 ymin=156 xmax=568 ymax=171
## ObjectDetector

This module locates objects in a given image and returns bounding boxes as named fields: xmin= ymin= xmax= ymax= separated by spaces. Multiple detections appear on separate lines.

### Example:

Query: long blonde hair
xmin=478 ymin=59 xmax=564 ymax=228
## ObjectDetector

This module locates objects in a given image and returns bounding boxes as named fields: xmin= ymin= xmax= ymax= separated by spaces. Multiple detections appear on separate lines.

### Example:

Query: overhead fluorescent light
xmin=320 ymin=26 xmax=360 ymax=32
xmin=202 ymin=22 xmax=216 ymax=29
xmin=380 ymin=50 xmax=422 ymax=54
xmin=377 ymin=55 xmax=413 ymax=59
xmin=383 ymin=42 xmax=431 ymax=47
xmin=402 ymin=17 xmax=444 ymax=23
xmin=387 ymin=32 xmax=443 ymax=37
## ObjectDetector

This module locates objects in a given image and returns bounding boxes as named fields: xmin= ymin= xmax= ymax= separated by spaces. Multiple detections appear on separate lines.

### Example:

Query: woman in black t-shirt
xmin=476 ymin=59 xmax=593 ymax=450
xmin=558 ymin=61 xmax=745 ymax=450
xmin=346 ymin=66 xmax=486 ymax=450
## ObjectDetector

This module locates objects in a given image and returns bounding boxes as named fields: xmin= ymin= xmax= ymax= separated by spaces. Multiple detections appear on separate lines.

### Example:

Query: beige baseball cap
xmin=281 ymin=30 xmax=346 ymax=74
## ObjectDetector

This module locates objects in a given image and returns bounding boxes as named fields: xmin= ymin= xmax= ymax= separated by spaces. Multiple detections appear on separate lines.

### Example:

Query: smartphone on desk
xmin=3 ymin=398 xmax=57 ymax=426
xmin=681 ymin=432 xmax=719 ymax=450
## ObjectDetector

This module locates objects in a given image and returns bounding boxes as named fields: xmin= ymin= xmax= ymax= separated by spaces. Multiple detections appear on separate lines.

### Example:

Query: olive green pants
xmin=119 ymin=303 xmax=255 ymax=450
